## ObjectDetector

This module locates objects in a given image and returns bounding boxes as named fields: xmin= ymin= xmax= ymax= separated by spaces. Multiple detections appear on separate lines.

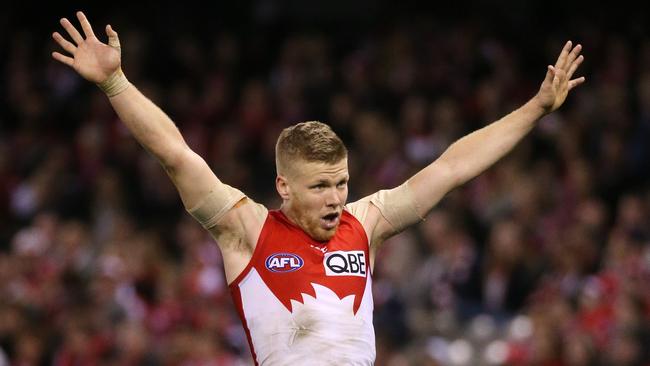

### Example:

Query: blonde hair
xmin=275 ymin=121 xmax=347 ymax=176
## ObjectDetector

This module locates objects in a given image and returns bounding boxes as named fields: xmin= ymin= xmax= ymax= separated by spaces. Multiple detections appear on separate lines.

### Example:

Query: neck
xmin=280 ymin=203 xmax=302 ymax=229
xmin=280 ymin=203 xmax=325 ymax=241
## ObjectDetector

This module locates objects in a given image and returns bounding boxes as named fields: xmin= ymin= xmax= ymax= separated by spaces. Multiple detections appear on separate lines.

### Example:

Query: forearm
xmin=107 ymin=84 xmax=187 ymax=169
xmin=404 ymin=41 xmax=584 ymax=220
xmin=439 ymin=98 xmax=546 ymax=186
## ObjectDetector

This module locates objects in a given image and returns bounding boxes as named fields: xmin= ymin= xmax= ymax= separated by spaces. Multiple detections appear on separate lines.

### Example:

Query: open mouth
xmin=320 ymin=212 xmax=340 ymax=230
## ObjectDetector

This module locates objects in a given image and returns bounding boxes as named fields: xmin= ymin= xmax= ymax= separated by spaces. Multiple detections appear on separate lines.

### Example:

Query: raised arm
xmin=363 ymin=41 xmax=585 ymax=246
xmin=52 ymin=11 xmax=218 ymax=210
xmin=408 ymin=41 xmax=584 ymax=216
xmin=52 ymin=12 xmax=268 ymax=282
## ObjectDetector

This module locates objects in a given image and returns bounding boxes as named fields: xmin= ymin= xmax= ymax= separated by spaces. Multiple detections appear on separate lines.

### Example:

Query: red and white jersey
xmin=229 ymin=209 xmax=375 ymax=365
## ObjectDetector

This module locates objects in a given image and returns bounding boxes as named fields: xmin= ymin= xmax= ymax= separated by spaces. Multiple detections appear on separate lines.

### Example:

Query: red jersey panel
xmin=229 ymin=209 xmax=375 ymax=365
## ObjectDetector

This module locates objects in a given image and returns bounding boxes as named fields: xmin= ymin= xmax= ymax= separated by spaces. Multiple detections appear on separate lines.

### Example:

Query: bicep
xmin=164 ymin=147 xmax=221 ymax=209
xmin=350 ymin=165 xmax=453 ymax=249
xmin=347 ymin=185 xmax=423 ymax=249
xmin=407 ymin=158 xmax=457 ymax=216
xmin=165 ymin=148 xmax=249 ymax=234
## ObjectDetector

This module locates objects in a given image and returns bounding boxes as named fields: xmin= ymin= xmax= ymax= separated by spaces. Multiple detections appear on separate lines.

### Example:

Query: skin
xmin=276 ymin=158 xmax=350 ymax=242
xmin=52 ymin=11 xmax=585 ymax=285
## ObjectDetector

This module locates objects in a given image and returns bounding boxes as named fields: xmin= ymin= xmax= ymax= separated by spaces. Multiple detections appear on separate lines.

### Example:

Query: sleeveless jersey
xmin=229 ymin=209 xmax=375 ymax=365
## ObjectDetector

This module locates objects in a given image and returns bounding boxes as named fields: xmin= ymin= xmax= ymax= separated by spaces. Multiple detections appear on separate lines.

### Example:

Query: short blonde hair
xmin=275 ymin=121 xmax=347 ymax=176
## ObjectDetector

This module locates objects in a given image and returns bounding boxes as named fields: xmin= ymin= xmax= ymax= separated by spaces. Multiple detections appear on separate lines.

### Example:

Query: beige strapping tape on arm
xmin=97 ymin=28 xmax=130 ymax=97
xmin=369 ymin=181 xmax=423 ymax=233
xmin=98 ymin=68 xmax=130 ymax=97
xmin=187 ymin=183 xmax=246 ymax=229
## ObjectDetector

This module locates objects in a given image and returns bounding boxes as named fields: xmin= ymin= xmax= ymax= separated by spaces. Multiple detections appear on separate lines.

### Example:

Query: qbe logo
xmin=324 ymin=251 xmax=366 ymax=277
xmin=265 ymin=253 xmax=304 ymax=273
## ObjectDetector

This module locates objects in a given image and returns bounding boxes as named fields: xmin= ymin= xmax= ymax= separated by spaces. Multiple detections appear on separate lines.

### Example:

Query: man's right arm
xmin=50 ymin=11 xmax=217 ymax=210
xmin=107 ymin=85 xmax=218 ymax=210
xmin=51 ymin=12 xmax=267 ymax=255
xmin=52 ymin=12 xmax=268 ymax=282
xmin=119 ymin=88 xmax=269 ymax=283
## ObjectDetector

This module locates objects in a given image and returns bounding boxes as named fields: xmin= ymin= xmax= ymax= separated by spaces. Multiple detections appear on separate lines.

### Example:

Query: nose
xmin=325 ymin=187 xmax=342 ymax=207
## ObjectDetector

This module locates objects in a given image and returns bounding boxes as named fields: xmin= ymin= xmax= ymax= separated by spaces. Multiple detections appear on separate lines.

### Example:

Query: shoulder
xmin=345 ymin=197 xmax=384 ymax=245
xmin=209 ymin=197 xmax=269 ymax=252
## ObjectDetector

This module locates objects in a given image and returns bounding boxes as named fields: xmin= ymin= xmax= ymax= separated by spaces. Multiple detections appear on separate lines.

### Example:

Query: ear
xmin=276 ymin=175 xmax=291 ymax=200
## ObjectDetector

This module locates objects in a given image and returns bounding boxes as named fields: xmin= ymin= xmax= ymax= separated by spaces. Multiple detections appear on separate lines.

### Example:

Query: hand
xmin=534 ymin=41 xmax=585 ymax=114
xmin=52 ymin=11 xmax=121 ymax=84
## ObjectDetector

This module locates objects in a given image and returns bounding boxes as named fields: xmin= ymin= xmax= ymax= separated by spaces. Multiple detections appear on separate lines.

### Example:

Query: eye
xmin=336 ymin=180 xmax=347 ymax=188
xmin=311 ymin=183 xmax=326 ymax=190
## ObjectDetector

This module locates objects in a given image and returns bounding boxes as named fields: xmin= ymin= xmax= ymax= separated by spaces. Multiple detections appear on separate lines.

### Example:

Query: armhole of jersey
xmin=342 ymin=207 xmax=372 ymax=277
xmin=228 ymin=210 xmax=271 ymax=289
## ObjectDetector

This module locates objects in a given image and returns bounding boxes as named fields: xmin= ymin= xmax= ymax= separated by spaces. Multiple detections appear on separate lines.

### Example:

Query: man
xmin=52 ymin=11 xmax=585 ymax=365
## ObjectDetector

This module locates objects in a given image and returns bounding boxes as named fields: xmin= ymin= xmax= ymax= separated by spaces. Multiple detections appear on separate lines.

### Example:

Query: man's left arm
xmin=368 ymin=40 xmax=585 ymax=246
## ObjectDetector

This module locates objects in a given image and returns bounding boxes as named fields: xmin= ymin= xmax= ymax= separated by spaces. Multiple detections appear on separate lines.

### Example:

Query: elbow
xmin=159 ymin=144 xmax=192 ymax=175
xmin=435 ymin=158 xmax=464 ymax=189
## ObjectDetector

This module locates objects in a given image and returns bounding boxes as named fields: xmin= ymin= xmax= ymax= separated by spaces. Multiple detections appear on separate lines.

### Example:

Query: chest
xmin=249 ymin=214 xmax=371 ymax=312
xmin=258 ymin=228 xmax=369 ymax=277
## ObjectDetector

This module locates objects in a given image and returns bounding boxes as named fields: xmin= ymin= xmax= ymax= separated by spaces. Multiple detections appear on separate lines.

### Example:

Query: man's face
xmin=278 ymin=158 xmax=349 ymax=242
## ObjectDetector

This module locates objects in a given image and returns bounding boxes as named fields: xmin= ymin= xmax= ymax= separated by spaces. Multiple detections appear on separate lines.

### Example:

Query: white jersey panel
xmin=237 ymin=268 xmax=375 ymax=365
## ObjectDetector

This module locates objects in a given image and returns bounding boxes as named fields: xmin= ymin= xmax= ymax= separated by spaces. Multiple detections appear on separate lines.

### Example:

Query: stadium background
xmin=1 ymin=1 xmax=650 ymax=365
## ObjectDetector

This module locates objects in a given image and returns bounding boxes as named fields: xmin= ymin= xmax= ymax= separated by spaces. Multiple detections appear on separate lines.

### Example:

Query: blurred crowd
xmin=2 ymin=2 xmax=650 ymax=365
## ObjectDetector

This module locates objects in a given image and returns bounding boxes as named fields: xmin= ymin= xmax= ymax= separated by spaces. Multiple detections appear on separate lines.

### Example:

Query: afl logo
xmin=265 ymin=253 xmax=304 ymax=273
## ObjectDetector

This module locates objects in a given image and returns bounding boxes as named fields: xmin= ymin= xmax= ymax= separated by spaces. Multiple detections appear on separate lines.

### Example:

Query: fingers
xmin=76 ymin=11 xmax=96 ymax=39
xmin=52 ymin=32 xmax=77 ymax=55
xmin=554 ymin=40 xmax=573 ymax=70
xmin=567 ymin=54 xmax=584 ymax=80
xmin=565 ymin=44 xmax=582 ymax=68
xmin=555 ymin=41 xmax=585 ymax=89
xmin=550 ymin=66 xmax=561 ymax=91
xmin=568 ymin=76 xmax=586 ymax=91
xmin=52 ymin=51 xmax=74 ymax=67
xmin=105 ymin=24 xmax=121 ymax=50
xmin=60 ymin=17 xmax=84 ymax=45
